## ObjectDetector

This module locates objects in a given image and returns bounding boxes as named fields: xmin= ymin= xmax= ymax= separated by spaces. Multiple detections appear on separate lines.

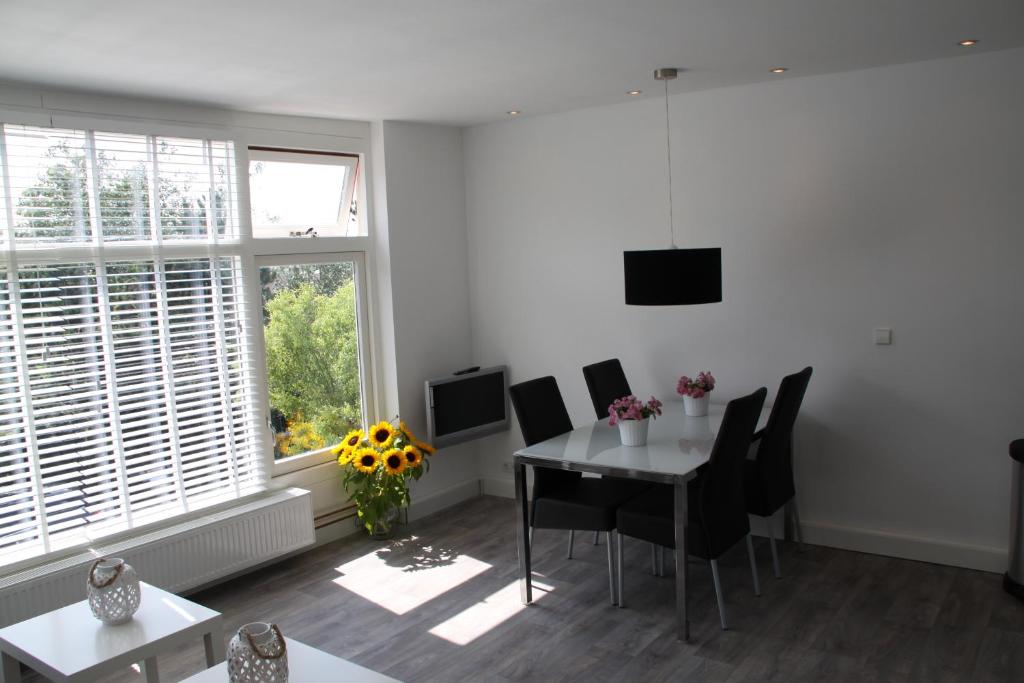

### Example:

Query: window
xmin=2 ymin=125 xmax=236 ymax=246
xmin=248 ymin=147 xmax=361 ymax=238
xmin=0 ymin=123 xmax=261 ymax=567
xmin=259 ymin=255 xmax=371 ymax=464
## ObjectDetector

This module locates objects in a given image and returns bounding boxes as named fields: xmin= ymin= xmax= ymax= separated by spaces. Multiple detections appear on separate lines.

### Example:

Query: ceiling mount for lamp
xmin=653 ymin=67 xmax=678 ymax=81
xmin=624 ymin=66 xmax=722 ymax=306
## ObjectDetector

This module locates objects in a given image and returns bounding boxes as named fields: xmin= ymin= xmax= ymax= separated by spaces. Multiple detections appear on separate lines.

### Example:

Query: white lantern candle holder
xmin=86 ymin=557 xmax=141 ymax=625
xmin=228 ymin=622 xmax=289 ymax=683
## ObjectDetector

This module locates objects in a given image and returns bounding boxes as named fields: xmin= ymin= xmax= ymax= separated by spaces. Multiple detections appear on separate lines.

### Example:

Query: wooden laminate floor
xmin=29 ymin=495 xmax=1024 ymax=682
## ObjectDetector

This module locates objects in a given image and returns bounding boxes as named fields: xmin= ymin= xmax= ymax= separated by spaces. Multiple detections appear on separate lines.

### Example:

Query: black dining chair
xmin=745 ymin=366 xmax=813 ymax=578
xmin=615 ymin=387 xmax=767 ymax=629
xmin=509 ymin=375 xmax=648 ymax=605
xmin=582 ymin=358 xmax=632 ymax=420
xmin=580 ymin=358 xmax=637 ymax=547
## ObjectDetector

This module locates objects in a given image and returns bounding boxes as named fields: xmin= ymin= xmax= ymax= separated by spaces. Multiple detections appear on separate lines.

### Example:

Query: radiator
xmin=0 ymin=487 xmax=315 ymax=628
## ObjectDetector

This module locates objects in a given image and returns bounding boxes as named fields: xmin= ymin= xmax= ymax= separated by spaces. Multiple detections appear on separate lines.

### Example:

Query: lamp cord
xmin=664 ymin=78 xmax=676 ymax=248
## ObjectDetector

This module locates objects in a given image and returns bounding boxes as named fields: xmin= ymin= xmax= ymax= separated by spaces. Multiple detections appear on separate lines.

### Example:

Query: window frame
xmin=0 ymin=108 xmax=381 ymax=571
xmin=251 ymin=250 xmax=375 ymax=476
xmin=247 ymin=146 xmax=361 ymax=239
xmin=237 ymin=140 xmax=377 ymax=477
xmin=0 ymin=120 xmax=266 ymax=568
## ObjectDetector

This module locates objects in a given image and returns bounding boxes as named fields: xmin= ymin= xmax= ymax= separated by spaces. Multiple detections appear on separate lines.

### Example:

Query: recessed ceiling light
xmin=506 ymin=110 xmax=521 ymax=116
xmin=770 ymin=67 xmax=788 ymax=74
xmin=627 ymin=90 xmax=642 ymax=96
xmin=958 ymin=39 xmax=979 ymax=47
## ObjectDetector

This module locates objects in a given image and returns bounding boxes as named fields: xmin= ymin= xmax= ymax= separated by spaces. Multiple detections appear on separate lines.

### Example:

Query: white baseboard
xmin=408 ymin=478 xmax=481 ymax=521
xmin=802 ymin=520 xmax=1006 ymax=574
xmin=479 ymin=475 xmax=1006 ymax=574
xmin=314 ymin=478 xmax=482 ymax=546
xmin=481 ymin=476 xmax=515 ymax=499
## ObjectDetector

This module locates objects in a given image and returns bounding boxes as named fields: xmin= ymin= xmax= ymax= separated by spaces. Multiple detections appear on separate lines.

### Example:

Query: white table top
xmin=514 ymin=400 xmax=769 ymax=481
xmin=0 ymin=582 xmax=220 ymax=681
xmin=180 ymin=638 xmax=400 ymax=682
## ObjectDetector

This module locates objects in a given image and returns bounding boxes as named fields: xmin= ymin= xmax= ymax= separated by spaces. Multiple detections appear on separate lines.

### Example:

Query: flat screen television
xmin=425 ymin=365 xmax=510 ymax=448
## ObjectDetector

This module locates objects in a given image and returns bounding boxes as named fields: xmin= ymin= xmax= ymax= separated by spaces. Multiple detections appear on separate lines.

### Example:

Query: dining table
xmin=512 ymin=399 xmax=769 ymax=641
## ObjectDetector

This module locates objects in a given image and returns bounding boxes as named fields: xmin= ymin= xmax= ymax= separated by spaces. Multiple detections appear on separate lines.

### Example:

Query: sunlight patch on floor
xmin=332 ymin=542 xmax=491 ymax=615
xmin=428 ymin=579 xmax=555 ymax=646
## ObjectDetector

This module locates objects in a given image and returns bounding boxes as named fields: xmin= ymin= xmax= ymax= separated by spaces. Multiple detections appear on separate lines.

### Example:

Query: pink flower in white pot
xmin=608 ymin=395 xmax=663 ymax=426
xmin=677 ymin=372 xmax=715 ymax=398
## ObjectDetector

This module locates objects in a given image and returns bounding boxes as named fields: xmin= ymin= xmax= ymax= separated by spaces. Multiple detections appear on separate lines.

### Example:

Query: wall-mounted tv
xmin=425 ymin=365 xmax=510 ymax=448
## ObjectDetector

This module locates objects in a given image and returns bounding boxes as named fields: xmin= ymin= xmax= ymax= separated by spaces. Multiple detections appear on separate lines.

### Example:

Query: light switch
xmin=874 ymin=328 xmax=893 ymax=345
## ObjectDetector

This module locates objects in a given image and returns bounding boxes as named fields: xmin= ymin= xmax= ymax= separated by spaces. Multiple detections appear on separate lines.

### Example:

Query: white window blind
xmin=0 ymin=124 xmax=237 ymax=246
xmin=0 ymin=123 xmax=262 ymax=568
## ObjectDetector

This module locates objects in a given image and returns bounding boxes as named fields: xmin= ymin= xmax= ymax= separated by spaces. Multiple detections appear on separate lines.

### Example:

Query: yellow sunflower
xmin=414 ymin=438 xmax=436 ymax=455
xmin=340 ymin=429 xmax=365 ymax=450
xmin=399 ymin=420 xmax=416 ymax=441
xmin=402 ymin=444 xmax=423 ymax=468
xmin=382 ymin=448 xmax=406 ymax=476
xmin=335 ymin=446 xmax=354 ymax=466
xmin=353 ymin=447 xmax=381 ymax=474
xmin=368 ymin=421 xmax=396 ymax=448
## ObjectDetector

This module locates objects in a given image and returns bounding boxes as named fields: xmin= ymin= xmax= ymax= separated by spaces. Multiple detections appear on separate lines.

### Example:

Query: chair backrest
xmin=508 ymin=376 xmax=582 ymax=496
xmin=581 ymin=358 xmax=633 ymax=420
xmin=697 ymin=387 xmax=767 ymax=558
xmin=753 ymin=367 xmax=813 ymax=512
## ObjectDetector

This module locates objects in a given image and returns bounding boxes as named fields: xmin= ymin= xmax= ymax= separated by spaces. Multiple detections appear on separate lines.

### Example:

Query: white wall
xmin=464 ymin=48 xmax=1024 ymax=572
xmin=373 ymin=121 xmax=479 ymax=516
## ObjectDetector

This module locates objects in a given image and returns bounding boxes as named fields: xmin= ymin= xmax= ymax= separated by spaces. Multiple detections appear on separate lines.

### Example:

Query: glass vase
xmin=370 ymin=505 xmax=401 ymax=539
xmin=355 ymin=503 xmax=402 ymax=539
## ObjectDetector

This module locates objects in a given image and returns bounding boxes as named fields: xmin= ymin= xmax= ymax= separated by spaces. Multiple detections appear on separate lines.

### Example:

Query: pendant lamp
xmin=624 ymin=68 xmax=722 ymax=305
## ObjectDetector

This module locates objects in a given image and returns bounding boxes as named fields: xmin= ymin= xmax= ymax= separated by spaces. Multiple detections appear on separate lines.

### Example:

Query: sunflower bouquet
xmin=333 ymin=418 xmax=436 ymax=537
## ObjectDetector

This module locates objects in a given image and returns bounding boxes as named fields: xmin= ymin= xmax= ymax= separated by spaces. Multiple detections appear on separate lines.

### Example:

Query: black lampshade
xmin=624 ymin=248 xmax=722 ymax=305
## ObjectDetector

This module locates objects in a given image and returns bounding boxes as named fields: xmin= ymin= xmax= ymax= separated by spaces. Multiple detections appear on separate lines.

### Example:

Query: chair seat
xmin=533 ymin=477 xmax=649 ymax=531
xmin=616 ymin=485 xmax=715 ymax=559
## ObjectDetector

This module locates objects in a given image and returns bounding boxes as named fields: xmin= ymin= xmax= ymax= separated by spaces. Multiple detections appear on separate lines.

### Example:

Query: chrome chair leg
xmin=606 ymin=531 xmax=617 ymax=606
xmin=567 ymin=529 xmax=575 ymax=559
xmin=766 ymin=520 xmax=782 ymax=579
xmin=657 ymin=546 xmax=665 ymax=577
xmin=745 ymin=534 xmax=761 ymax=597
xmin=710 ymin=558 xmax=729 ymax=630
xmin=594 ymin=530 xmax=600 ymax=545
xmin=788 ymin=498 xmax=805 ymax=552
xmin=650 ymin=543 xmax=658 ymax=575
xmin=616 ymin=532 xmax=625 ymax=608
xmin=529 ymin=526 xmax=533 ymax=549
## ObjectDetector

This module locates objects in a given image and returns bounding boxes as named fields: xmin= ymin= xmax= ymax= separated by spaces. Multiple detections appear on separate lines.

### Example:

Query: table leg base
xmin=1 ymin=652 xmax=22 ymax=683
xmin=204 ymin=629 xmax=225 ymax=666
xmin=142 ymin=656 xmax=159 ymax=683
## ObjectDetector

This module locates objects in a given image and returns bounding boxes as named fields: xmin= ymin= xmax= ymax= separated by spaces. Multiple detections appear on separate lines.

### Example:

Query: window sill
xmin=272 ymin=446 xmax=339 ymax=477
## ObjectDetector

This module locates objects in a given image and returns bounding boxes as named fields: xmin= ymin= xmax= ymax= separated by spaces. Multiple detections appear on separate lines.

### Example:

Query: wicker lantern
xmin=228 ymin=622 xmax=289 ymax=683
xmin=86 ymin=557 xmax=141 ymax=625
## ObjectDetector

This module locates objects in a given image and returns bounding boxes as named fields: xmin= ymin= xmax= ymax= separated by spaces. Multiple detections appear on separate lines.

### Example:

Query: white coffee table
xmin=180 ymin=637 xmax=400 ymax=682
xmin=0 ymin=582 xmax=223 ymax=683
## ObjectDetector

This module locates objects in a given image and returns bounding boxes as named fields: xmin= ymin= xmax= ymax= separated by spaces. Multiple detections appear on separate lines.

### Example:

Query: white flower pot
xmin=618 ymin=418 xmax=649 ymax=446
xmin=683 ymin=394 xmax=710 ymax=417
xmin=87 ymin=557 xmax=141 ymax=625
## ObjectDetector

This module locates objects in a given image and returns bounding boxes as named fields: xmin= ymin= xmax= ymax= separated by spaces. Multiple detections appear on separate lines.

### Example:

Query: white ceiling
xmin=1 ymin=0 xmax=1022 ymax=126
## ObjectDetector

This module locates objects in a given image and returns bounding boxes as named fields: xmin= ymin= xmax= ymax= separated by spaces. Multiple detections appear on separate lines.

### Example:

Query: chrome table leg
xmin=514 ymin=460 xmax=532 ymax=604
